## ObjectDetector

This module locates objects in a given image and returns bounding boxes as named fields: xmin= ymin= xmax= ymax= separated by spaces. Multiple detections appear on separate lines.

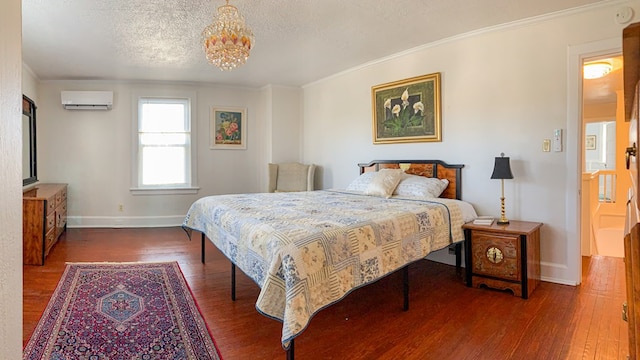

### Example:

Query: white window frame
xmin=130 ymin=90 xmax=199 ymax=195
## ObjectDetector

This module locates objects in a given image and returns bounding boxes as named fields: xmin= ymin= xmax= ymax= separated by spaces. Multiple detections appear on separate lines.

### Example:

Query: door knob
xmin=626 ymin=142 xmax=637 ymax=170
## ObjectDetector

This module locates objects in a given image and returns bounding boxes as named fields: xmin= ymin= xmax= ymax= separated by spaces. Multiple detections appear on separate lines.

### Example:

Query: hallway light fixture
xmin=202 ymin=0 xmax=255 ymax=71
xmin=491 ymin=153 xmax=514 ymax=225
xmin=583 ymin=61 xmax=613 ymax=79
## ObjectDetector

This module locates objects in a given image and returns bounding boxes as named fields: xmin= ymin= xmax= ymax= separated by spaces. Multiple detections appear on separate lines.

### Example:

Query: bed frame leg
xmin=231 ymin=263 xmax=236 ymax=301
xmin=455 ymin=242 xmax=462 ymax=269
xmin=201 ymin=233 xmax=206 ymax=264
xmin=403 ymin=266 xmax=409 ymax=311
xmin=286 ymin=339 xmax=294 ymax=360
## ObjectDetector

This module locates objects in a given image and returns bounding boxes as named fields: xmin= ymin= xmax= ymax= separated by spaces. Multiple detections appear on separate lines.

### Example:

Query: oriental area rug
xmin=23 ymin=262 xmax=222 ymax=360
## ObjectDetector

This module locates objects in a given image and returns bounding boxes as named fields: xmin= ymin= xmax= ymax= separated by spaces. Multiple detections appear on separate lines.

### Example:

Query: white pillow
xmin=364 ymin=169 xmax=404 ymax=198
xmin=345 ymin=171 xmax=377 ymax=192
xmin=394 ymin=174 xmax=449 ymax=198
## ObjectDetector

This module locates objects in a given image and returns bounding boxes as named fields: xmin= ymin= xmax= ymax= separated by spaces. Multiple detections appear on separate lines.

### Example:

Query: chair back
xmin=268 ymin=163 xmax=316 ymax=192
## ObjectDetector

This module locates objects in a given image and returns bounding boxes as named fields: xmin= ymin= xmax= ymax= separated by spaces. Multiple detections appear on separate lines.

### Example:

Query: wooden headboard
xmin=357 ymin=160 xmax=464 ymax=200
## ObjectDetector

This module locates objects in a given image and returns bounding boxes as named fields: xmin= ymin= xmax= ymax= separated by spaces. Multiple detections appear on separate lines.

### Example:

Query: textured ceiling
xmin=22 ymin=0 xmax=606 ymax=88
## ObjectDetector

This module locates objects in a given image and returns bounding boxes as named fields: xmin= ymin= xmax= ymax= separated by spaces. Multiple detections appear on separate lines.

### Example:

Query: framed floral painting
xmin=210 ymin=107 xmax=247 ymax=149
xmin=371 ymin=73 xmax=442 ymax=144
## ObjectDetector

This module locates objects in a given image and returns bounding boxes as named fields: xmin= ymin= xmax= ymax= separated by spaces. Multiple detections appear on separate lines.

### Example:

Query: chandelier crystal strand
xmin=202 ymin=0 xmax=254 ymax=71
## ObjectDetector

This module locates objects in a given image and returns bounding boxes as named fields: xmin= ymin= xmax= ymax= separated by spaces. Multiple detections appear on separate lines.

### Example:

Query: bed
xmin=182 ymin=160 xmax=476 ymax=359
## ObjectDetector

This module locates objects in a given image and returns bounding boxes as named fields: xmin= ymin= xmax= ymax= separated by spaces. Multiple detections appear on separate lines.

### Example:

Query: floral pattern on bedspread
xmin=182 ymin=190 xmax=465 ymax=349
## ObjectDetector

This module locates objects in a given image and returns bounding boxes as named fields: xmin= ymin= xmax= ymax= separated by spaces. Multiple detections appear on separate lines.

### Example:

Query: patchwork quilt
xmin=182 ymin=190 xmax=465 ymax=349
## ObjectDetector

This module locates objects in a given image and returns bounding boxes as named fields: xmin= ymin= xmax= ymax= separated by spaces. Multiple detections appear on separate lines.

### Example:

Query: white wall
xmin=36 ymin=81 xmax=268 ymax=227
xmin=302 ymin=2 xmax=639 ymax=285
xmin=259 ymin=85 xmax=303 ymax=190
xmin=22 ymin=64 xmax=39 ymax=103
xmin=0 ymin=0 xmax=23 ymax=358
xmin=269 ymin=85 xmax=303 ymax=163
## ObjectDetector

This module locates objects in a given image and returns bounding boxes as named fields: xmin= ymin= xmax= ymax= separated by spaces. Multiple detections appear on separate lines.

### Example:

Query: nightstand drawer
xmin=471 ymin=231 xmax=520 ymax=281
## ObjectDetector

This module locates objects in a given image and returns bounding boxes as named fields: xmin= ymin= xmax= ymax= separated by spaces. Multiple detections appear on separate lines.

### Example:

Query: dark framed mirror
xmin=23 ymin=95 xmax=37 ymax=186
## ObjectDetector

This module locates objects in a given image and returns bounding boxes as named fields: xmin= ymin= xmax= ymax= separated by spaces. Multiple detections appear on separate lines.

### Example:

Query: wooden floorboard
xmin=23 ymin=227 xmax=630 ymax=359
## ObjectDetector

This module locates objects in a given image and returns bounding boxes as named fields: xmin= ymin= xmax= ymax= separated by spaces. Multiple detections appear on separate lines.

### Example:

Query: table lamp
xmin=491 ymin=153 xmax=514 ymax=225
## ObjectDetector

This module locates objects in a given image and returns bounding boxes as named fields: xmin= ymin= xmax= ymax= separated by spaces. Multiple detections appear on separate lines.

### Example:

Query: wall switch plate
xmin=543 ymin=139 xmax=551 ymax=152
xmin=553 ymin=129 xmax=563 ymax=152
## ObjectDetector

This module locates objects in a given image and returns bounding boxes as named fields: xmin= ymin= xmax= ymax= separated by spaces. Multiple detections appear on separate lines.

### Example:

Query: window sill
xmin=130 ymin=187 xmax=200 ymax=196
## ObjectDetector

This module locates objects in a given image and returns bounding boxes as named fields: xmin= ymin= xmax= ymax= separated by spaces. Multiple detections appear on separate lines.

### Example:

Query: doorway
xmin=580 ymin=54 xmax=627 ymax=259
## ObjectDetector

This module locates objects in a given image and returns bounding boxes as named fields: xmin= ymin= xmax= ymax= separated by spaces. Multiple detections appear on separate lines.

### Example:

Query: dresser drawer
xmin=56 ymin=205 xmax=67 ymax=237
xmin=58 ymin=212 xmax=67 ymax=229
xmin=56 ymin=202 xmax=67 ymax=218
xmin=55 ymin=191 xmax=63 ymax=207
xmin=46 ymin=213 xmax=56 ymax=233
xmin=46 ymin=196 xmax=56 ymax=214
xmin=471 ymin=231 xmax=520 ymax=281
xmin=56 ymin=186 xmax=67 ymax=207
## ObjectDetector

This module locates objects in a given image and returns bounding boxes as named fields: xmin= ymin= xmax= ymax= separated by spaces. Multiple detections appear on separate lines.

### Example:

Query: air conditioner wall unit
xmin=61 ymin=91 xmax=113 ymax=110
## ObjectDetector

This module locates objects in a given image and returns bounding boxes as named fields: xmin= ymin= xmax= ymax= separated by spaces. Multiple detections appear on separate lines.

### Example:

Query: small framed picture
xmin=585 ymin=135 xmax=596 ymax=150
xmin=210 ymin=107 xmax=247 ymax=150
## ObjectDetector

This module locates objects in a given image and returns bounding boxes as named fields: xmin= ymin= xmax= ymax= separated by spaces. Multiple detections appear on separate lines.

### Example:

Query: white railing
xmin=596 ymin=170 xmax=616 ymax=203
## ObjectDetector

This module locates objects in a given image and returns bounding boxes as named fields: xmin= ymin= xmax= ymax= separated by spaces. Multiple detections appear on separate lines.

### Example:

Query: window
xmin=132 ymin=93 xmax=198 ymax=194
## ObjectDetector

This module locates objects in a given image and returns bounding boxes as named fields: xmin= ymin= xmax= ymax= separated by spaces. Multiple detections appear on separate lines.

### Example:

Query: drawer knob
xmin=486 ymin=246 xmax=504 ymax=264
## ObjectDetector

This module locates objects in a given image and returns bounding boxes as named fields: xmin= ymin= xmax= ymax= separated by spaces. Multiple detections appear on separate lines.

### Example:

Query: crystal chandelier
xmin=202 ymin=0 xmax=255 ymax=71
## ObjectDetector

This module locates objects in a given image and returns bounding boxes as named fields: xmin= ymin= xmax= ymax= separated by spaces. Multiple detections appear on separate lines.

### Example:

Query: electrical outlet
xmin=118 ymin=204 xmax=123 ymax=212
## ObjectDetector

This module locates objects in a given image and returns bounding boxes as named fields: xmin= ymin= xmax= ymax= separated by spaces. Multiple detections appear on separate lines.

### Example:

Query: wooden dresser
xmin=23 ymin=183 xmax=68 ymax=265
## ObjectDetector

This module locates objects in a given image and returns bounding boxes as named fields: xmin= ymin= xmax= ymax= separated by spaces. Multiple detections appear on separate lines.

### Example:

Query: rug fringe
xmin=64 ymin=261 xmax=178 ymax=265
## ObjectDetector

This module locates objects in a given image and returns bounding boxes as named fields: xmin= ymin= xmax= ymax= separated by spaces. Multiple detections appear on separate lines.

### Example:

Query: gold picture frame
xmin=372 ymin=73 xmax=442 ymax=144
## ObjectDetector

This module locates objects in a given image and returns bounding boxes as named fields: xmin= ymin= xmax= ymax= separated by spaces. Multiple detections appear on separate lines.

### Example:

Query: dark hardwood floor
xmin=24 ymin=227 xmax=628 ymax=359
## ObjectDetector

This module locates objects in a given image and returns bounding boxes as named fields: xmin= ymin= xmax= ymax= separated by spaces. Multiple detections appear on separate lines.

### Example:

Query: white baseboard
xmin=67 ymin=215 xmax=184 ymax=228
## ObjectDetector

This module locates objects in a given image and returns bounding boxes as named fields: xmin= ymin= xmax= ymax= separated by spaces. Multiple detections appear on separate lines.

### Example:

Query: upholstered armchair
xmin=268 ymin=162 xmax=316 ymax=193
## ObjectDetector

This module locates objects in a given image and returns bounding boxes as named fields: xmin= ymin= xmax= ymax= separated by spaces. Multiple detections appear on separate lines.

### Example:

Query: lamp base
xmin=497 ymin=193 xmax=509 ymax=225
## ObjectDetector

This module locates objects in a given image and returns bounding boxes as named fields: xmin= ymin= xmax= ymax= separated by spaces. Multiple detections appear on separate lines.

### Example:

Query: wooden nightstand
xmin=463 ymin=220 xmax=542 ymax=299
